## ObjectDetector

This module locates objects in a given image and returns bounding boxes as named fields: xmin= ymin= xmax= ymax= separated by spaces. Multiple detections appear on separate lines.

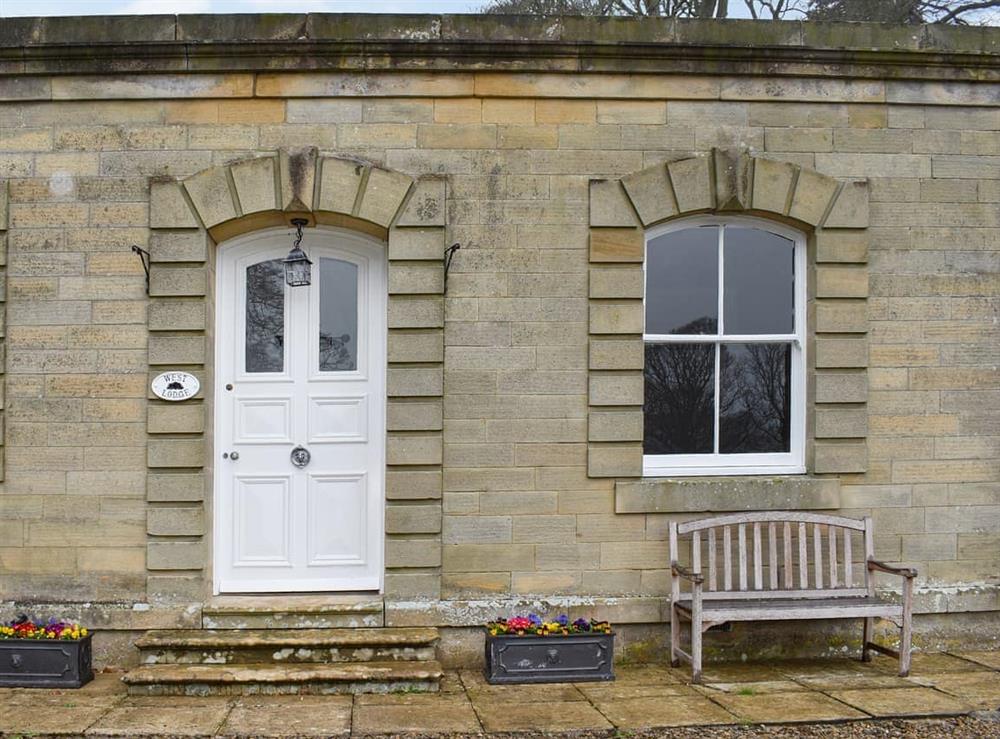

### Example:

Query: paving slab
xmin=459 ymin=668 xmax=586 ymax=702
xmin=695 ymin=661 xmax=788 ymax=683
xmin=710 ymin=689 xmax=867 ymax=723
xmin=474 ymin=699 xmax=613 ymax=732
xmin=953 ymin=650 xmax=1000 ymax=671
xmin=220 ymin=695 xmax=352 ymax=737
xmin=794 ymin=673 xmax=916 ymax=691
xmin=611 ymin=663 xmax=683 ymax=684
xmin=577 ymin=681 xmax=697 ymax=701
xmin=871 ymin=652 xmax=989 ymax=675
xmin=696 ymin=679 xmax=810 ymax=694
xmin=827 ymin=686 xmax=972 ymax=718
xmin=355 ymin=693 xmax=482 ymax=734
xmin=1 ymin=702 xmax=112 ymax=735
xmin=908 ymin=671 xmax=1000 ymax=710
xmin=773 ymin=658 xmax=881 ymax=679
xmin=591 ymin=693 xmax=738 ymax=728
xmin=85 ymin=700 xmax=233 ymax=736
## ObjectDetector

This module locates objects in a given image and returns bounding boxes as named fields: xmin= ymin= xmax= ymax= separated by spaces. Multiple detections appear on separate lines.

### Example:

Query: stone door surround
xmin=144 ymin=147 xmax=446 ymax=603
xmin=587 ymin=149 xmax=870 ymax=512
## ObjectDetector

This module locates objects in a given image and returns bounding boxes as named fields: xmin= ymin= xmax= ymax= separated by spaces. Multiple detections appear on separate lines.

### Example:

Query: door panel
xmin=215 ymin=228 xmax=385 ymax=593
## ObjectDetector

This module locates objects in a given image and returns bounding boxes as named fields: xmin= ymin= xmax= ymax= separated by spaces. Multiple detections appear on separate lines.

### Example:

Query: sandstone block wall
xmin=0 ymin=17 xmax=996 ymax=638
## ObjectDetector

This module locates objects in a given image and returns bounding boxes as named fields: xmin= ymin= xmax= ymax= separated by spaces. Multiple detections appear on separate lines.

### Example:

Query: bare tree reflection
xmin=319 ymin=332 xmax=354 ymax=371
xmin=246 ymin=260 xmax=284 ymax=373
xmin=721 ymin=343 xmax=791 ymax=453
xmin=644 ymin=317 xmax=715 ymax=454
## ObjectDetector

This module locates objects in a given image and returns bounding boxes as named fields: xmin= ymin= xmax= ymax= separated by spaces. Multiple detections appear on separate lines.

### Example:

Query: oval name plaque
xmin=151 ymin=372 xmax=200 ymax=402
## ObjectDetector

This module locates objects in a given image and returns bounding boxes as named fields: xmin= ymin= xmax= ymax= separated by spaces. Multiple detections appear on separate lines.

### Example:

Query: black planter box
xmin=485 ymin=632 xmax=614 ymax=684
xmin=0 ymin=635 xmax=94 ymax=688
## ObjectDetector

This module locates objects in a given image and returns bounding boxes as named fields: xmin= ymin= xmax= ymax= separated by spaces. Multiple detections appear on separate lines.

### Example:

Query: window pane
xmin=319 ymin=258 xmax=358 ymax=372
xmin=719 ymin=343 xmax=791 ymax=454
xmin=643 ymin=343 xmax=715 ymax=454
xmin=723 ymin=228 xmax=794 ymax=335
xmin=646 ymin=226 xmax=718 ymax=335
xmin=245 ymin=259 xmax=285 ymax=373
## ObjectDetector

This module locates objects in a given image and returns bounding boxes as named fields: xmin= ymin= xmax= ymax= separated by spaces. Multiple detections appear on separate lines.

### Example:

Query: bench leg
xmin=691 ymin=602 xmax=702 ymax=684
xmin=861 ymin=617 xmax=873 ymax=662
xmin=670 ymin=604 xmax=680 ymax=668
xmin=899 ymin=577 xmax=914 ymax=677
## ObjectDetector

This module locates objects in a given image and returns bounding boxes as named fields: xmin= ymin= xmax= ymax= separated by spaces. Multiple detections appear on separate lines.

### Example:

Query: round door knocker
xmin=290 ymin=445 xmax=311 ymax=469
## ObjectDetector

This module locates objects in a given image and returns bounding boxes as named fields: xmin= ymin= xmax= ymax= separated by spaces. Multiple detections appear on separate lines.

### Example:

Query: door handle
xmin=223 ymin=451 xmax=239 ymax=460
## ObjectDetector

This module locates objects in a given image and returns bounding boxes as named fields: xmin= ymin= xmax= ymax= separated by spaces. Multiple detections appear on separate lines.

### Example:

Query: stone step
xmin=135 ymin=627 xmax=439 ymax=665
xmin=123 ymin=660 xmax=443 ymax=696
xmin=202 ymin=595 xmax=384 ymax=629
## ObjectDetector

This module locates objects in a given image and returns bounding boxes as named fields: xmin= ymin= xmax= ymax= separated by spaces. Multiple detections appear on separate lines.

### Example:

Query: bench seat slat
xmin=675 ymin=596 xmax=902 ymax=622
xmin=700 ymin=587 xmax=868 ymax=601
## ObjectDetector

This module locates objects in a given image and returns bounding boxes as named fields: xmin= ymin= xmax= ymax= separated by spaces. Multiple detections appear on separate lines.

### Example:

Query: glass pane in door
xmin=319 ymin=258 xmax=359 ymax=372
xmin=245 ymin=259 xmax=285 ymax=373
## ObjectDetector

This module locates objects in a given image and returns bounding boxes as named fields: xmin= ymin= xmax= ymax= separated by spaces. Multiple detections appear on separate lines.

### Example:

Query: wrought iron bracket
xmin=131 ymin=245 xmax=151 ymax=295
xmin=443 ymin=242 xmax=461 ymax=294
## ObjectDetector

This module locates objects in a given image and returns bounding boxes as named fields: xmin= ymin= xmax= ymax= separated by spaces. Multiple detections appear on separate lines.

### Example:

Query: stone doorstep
xmin=202 ymin=594 xmax=385 ymax=629
xmin=122 ymin=660 xmax=444 ymax=696
xmin=135 ymin=627 xmax=439 ymax=665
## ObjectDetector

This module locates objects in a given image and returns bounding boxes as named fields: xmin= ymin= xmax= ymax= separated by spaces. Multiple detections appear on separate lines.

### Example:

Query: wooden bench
xmin=668 ymin=512 xmax=916 ymax=683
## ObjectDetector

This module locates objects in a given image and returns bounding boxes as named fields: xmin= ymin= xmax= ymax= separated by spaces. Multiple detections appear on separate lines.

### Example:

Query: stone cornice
xmin=1 ymin=15 xmax=998 ymax=81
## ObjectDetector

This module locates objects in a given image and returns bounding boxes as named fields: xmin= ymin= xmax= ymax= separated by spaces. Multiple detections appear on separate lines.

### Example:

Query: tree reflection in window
xmin=245 ymin=259 xmax=284 ymax=373
xmin=319 ymin=258 xmax=358 ymax=372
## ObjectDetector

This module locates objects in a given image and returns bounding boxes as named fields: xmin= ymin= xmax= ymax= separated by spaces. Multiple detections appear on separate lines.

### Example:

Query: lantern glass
xmin=283 ymin=246 xmax=312 ymax=287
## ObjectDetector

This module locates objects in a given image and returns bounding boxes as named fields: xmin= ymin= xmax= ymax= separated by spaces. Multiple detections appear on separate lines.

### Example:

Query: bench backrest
xmin=669 ymin=512 xmax=874 ymax=601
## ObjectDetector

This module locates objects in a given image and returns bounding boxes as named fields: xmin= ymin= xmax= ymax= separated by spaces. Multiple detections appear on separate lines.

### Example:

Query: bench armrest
xmin=671 ymin=562 xmax=704 ymax=585
xmin=867 ymin=558 xmax=917 ymax=579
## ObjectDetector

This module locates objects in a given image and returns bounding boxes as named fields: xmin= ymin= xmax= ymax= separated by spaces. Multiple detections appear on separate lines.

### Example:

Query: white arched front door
xmin=214 ymin=227 xmax=385 ymax=593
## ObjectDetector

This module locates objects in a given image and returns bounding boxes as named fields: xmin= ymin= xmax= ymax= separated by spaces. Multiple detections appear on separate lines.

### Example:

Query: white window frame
xmin=642 ymin=216 xmax=807 ymax=478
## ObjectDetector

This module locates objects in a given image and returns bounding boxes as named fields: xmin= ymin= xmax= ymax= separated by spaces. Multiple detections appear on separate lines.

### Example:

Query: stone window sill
xmin=615 ymin=476 xmax=841 ymax=514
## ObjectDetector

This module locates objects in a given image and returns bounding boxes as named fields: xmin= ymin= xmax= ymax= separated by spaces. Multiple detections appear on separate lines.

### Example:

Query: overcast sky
xmin=0 ymin=0 xmax=480 ymax=15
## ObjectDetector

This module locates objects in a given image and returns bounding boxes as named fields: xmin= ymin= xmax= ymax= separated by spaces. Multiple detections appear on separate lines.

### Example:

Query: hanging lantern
xmin=283 ymin=218 xmax=313 ymax=287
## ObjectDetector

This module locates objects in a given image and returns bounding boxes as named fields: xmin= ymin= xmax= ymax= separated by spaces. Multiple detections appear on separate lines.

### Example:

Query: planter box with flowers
xmin=0 ymin=616 xmax=93 ymax=688
xmin=484 ymin=615 xmax=614 ymax=684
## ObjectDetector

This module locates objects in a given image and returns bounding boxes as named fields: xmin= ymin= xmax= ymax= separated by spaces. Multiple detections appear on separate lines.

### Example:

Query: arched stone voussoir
xmin=183 ymin=165 xmax=238 ymax=229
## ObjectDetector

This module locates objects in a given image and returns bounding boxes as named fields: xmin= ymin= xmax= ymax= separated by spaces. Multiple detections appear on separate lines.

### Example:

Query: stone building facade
xmin=0 ymin=14 xmax=997 ymax=666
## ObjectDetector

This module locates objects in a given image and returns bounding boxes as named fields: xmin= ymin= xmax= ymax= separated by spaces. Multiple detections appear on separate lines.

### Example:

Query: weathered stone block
xmin=387 ymin=400 xmax=443 ymax=431
xmin=815 ymin=230 xmax=868 ymax=264
xmin=816 ymin=265 xmax=868 ymax=298
xmin=183 ymin=165 xmax=238 ymax=228
xmin=589 ymin=179 xmax=636 ymax=227
xmin=815 ymin=371 xmax=867 ymax=404
xmin=230 ymin=156 xmax=277 ymax=215
xmin=589 ymin=372 xmax=643 ymax=406
xmin=388 ymin=263 xmax=444 ymax=295
xmin=148 ymin=472 xmax=204 ymax=502
xmin=816 ymin=300 xmax=867 ymax=333
xmin=668 ymin=155 xmax=714 ymax=213
xmin=148 ymin=298 xmax=206 ymax=331
xmin=383 ymin=573 xmax=440 ymax=599
xmin=388 ymin=295 xmax=443 ymax=328
xmin=788 ymin=168 xmax=840 ymax=225
xmin=388 ymin=329 xmax=444 ymax=363
xmin=621 ymin=163 xmax=677 ymax=226
xmin=589 ymin=337 xmax=643 ymax=370
xmin=387 ymin=366 xmax=443 ymax=397
xmin=358 ymin=167 xmax=412 ymax=227
xmin=148 ymin=335 xmax=205 ymax=365
xmin=751 ymin=158 xmax=795 ymax=215
xmin=589 ymin=301 xmax=643 ymax=334
xmin=815 ymin=337 xmax=868 ymax=368
xmin=318 ymin=156 xmax=365 ymax=215
xmin=589 ymin=267 xmax=644 ymax=299
xmin=589 ymin=228 xmax=643 ymax=263
xmin=148 ymin=404 xmax=205 ymax=434
xmin=387 ymin=433 xmax=442 ymax=465
xmin=148 ymin=266 xmax=206 ymax=297
xmin=388 ymin=228 xmax=445 ymax=261
xmin=147 ymin=438 xmax=205 ymax=468
xmin=386 ymin=538 xmax=442 ymax=568
xmin=396 ymin=178 xmax=446 ymax=227
xmin=278 ymin=146 xmax=317 ymax=212
xmin=824 ymin=179 xmax=870 ymax=228
xmin=815 ymin=408 xmax=868 ymax=438
xmin=386 ymin=469 xmax=442 ymax=500
xmin=386 ymin=504 xmax=442 ymax=534
xmin=587 ymin=442 xmax=642 ymax=477
xmin=149 ymin=181 xmax=198 ymax=229
xmin=149 ymin=232 xmax=207 ymax=263
xmin=713 ymin=148 xmax=752 ymax=210
xmin=147 ymin=541 xmax=204 ymax=571
xmin=147 ymin=506 xmax=204 ymax=536
xmin=616 ymin=476 xmax=841 ymax=513
xmin=589 ymin=410 xmax=643 ymax=442
xmin=813 ymin=441 xmax=868 ymax=474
